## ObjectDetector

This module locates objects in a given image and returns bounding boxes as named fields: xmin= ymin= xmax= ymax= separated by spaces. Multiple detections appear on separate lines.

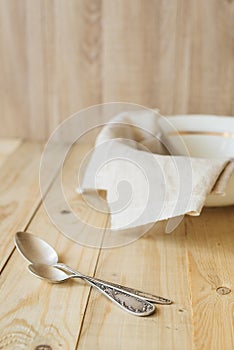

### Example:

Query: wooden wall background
xmin=0 ymin=0 xmax=233 ymax=140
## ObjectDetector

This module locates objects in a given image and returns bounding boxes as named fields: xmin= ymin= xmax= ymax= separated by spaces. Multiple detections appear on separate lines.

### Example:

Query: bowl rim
xmin=159 ymin=114 xmax=234 ymax=135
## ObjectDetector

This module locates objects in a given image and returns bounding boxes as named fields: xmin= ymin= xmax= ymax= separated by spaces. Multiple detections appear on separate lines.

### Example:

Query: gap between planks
xmin=0 ymin=140 xmax=67 ymax=273
xmin=76 ymin=220 xmax=194 ymax=350
xmin=0 ymin=142 xmax=110 ymax=349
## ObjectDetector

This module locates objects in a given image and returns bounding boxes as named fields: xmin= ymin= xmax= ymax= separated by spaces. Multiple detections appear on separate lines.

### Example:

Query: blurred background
xmin=0 ymin=0 xmax=233 ymax=140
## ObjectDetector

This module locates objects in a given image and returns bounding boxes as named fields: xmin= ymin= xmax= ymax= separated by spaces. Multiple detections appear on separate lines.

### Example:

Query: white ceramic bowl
xmin=158 ymin=115 xmax=234 ymax=206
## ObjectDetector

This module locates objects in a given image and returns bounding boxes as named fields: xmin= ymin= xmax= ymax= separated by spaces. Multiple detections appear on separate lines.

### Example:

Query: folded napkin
xmin=81 ymin=110 xmax=232 ymax=230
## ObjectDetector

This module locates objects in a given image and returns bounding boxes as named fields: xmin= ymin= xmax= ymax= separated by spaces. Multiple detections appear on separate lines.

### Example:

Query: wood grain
xmin=0 ymin=138 xmax=22 ymax=166
xmin=0 ymin=142 xmax=43 ymax=271
xmin=77 ymin=221 xmax=193 ymax=350
xmin=186 ymin=207 xmax=234 ymax=350
xmin=188 ymin=0 xmax=234 ymax=115
xmin=0 ymin=0 xmax=102 ymax=140
xmin=0 ymin=211 xmax=105 ymax=349
xmin=0 ymin=140 xmax=66 ymax=271
xmin=0 ymin=140 xmax=233 ymax=349
xmin=0 ymin=143 xmax=109 ymax=349
xmin=0 ymin=0 xmax=233 ymax=140
xmin=102 ymin=0 xmax=179 ymax=113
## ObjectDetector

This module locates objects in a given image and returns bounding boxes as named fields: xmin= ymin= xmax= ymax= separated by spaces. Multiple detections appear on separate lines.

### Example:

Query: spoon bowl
xmin=28 ymin=263 xmax=72 ymax=283
xmin=15 ymin=231 xmax=58 ymax=265
xmin=27 ymin=263 xmax=156 ymax=316
xmin=15 ymin=231 xmax=172 ymax=308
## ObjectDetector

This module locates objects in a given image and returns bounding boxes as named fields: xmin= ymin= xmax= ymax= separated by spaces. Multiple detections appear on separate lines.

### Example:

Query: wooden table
xmin=0 ymin=139 xmax=233 ymax=350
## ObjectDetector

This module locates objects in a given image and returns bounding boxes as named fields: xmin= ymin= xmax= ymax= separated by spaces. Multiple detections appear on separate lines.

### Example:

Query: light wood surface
xmin=186 ymin=209 xmax=234 ymax=350
xmin=0 ymin=0 xmax=233 ymax=140
xmin=0 ymin=140 xmax=67 ymax=271
xmin=0 ymin=139 xmax=233 ymax=349
xmin=0 ymin=142 xmax=42 ymax=270
xmin=0 ymin=138 xmax=21 ymax=166
xmin=78 ymin=222 xmax=194 ymax=350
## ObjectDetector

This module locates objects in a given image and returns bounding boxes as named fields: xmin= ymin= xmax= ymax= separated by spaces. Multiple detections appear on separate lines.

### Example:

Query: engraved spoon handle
xmin=56 ymin=263 xmax=171 ymax=305
xmin=77 ymin=273 xmax=155 ymax=316
xmin=55 ymin=263 xmax=155 ymax=316
xmin=94 ymin=279 xmax=172 ymax=305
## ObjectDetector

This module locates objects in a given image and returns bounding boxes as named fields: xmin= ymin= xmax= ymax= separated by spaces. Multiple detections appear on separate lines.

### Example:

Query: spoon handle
xmin=79 ymin=275 xmax=155 ymax=316
xmin=56 ymin=263 xmax=171 ymax=305
xmin=93 ymin=279 xmax=172 ymax=305
xmin=56 ymin=263 xmax=155 ymax=316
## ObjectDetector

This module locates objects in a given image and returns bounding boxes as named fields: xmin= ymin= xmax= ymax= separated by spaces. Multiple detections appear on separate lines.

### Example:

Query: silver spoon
xmin=28 ymin=263 xmax=76 ymax=283
xmin=15 ymin=232 xmax=155 ymax=316
xmin=28 ymin=263 xmax=156 ymax=316
xmin=28 ymin=263 xmax=171 ymax=307
xmin=15 ymin=231 xmax=172 ymax=305
xmin=15 ymin=232 xmax=171 ymax=315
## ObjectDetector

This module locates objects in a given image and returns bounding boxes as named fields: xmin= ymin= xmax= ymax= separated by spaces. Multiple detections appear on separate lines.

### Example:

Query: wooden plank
xmin=0 ymin=141 xmax=233 ymax=349
xmin=0 ymin=0 xmax=102 ymax=140
xmin=0 ymin=0 xmax=49 ymax=139
xmin=102 ymin=0 xmax=178 ymax=114
xmin=0 ymin=138 xmax=22 ymax=167
xmin=0 ymin=144 xmax=109 ymax=348
xmin=45 ymin=142 xmax=110 ymax=247
xmin=0 ymin=140 xmax=67 ymax=271
xmin=77 ymin=221 xmax=193 ymax=350
xmin=188 ymin=0 xmax=234 ymax=115
xmin=0 ymin=142 xmax=43 ymax=270
xmin=173 ymin=0 xmax=193 ymax=113
xmin=0 ymin=207 xmax=106 ymax=349
xmin=0 ymin=1 xmax=233 ymax=140
xmin=43 ymin=0 xmax=102 ymax=139
xmin=186 ymin=207 xmax=234 ymax=350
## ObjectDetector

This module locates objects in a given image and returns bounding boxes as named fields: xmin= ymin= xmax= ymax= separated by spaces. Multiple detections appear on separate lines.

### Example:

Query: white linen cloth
xmin=81 ymin=110 xmax=232 ymax=230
